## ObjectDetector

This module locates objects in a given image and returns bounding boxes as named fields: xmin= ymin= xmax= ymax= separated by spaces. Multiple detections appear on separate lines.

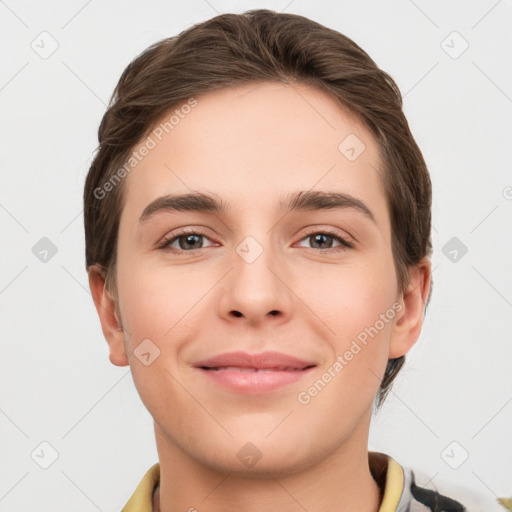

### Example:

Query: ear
xmin=88 ymin=265 xmax=129 ymax=367
xmin=388 ymin=257 xmax=431 ymax=359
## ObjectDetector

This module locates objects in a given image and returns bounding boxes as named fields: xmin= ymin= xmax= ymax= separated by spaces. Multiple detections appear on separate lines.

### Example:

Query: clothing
xmin=122 ymin=452 xmax=504 ymax=512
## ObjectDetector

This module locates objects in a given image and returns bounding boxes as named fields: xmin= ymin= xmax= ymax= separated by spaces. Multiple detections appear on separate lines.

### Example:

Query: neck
xmin=152 ymin=419 xmax=381 ymax=512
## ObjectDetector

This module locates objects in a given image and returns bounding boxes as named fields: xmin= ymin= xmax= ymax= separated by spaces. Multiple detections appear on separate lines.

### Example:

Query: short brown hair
xmin=84 ymin=9 xmax=432 ymax=407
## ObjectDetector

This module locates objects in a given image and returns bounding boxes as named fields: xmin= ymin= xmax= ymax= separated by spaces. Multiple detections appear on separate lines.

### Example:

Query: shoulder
xmin=370 ymin=452 xmax=506 ymax=512
xmin=398 ymin=462 xmax=505 ymax=512
xmin=121 ymin=463 xmax=160 ymax=512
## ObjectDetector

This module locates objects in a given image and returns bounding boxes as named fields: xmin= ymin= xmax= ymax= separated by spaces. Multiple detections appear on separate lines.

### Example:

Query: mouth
xmin=200 ymin=365 xmax=314 ymax=373
xmin=200 ymin=365 xmax=314 ymax=372
xmin=193 ymin=351 xmax=316 ymax=394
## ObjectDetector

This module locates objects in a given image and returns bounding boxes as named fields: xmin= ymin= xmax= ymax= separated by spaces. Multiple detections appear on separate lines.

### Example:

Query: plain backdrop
xmin=1 ymin=1 xmax=511 ymax=510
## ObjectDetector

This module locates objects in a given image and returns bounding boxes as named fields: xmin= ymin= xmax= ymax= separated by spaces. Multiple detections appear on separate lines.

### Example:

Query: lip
xmin=194 ymin=351 xmax=316 ymax=370
xmin=193 ymin=351 xmax=316 ymax=394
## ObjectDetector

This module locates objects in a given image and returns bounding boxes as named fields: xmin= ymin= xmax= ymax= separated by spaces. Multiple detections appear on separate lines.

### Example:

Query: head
xmin=85 ymin=10 xmax=432 ymax=474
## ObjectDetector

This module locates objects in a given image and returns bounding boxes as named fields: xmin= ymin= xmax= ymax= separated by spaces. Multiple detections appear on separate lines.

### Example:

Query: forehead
xmin=121 ymin=81 xmax=389 ymax=232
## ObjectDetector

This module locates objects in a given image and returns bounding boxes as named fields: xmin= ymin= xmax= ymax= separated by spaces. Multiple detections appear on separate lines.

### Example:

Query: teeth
xmin=210 ymin=366 xmax=300 ymax=372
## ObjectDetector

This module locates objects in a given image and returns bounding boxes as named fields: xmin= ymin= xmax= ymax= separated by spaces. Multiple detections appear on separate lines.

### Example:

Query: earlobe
xmin=88 ymin=265 xmax=129 ymax=367
xmin=388 ymin=257 xmax=432 ymax=359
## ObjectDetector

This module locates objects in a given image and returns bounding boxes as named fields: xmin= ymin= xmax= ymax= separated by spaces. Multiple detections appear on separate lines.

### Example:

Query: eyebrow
xmin=138 ymin=190 xmax=376 ymax=224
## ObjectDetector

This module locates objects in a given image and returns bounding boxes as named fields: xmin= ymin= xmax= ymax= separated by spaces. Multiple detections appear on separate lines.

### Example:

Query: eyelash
xmin=157 ymin=227 xmax=354 ymax=254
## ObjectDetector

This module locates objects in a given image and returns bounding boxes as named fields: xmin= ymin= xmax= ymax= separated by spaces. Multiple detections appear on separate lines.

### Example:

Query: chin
xmin=192 ymin=434 xmax=323 ymax=479
xmin=206 ymin=451 xmax=310 ymax=479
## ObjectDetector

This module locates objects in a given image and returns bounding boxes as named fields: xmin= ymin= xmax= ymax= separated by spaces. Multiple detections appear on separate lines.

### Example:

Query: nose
xmin=216 ymin=235 xmax=294 ymax=327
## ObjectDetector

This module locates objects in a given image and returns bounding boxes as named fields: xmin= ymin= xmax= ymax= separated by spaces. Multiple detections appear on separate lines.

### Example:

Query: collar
xmin=121 ymin=452 xmax=404 ymax=512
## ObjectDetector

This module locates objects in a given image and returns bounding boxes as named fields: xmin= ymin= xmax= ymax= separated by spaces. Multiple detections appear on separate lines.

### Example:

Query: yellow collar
xmin=122 ymin=462 xmax=160 ymax=512
xmin=122 ymin=452 xmax=403 ymax=512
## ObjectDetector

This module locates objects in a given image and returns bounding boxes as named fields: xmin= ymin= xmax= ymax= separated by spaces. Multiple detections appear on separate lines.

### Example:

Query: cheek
xmin=306 ymin=255 xmax=397 ymax=336
xmin=116 ymin=255 xmax=207 ymax=345
xmin=115 ymin=259 xmax=206 ymax=417
xmin=308 ymin=256 xmax=398 ymax=385
xmin=299 ymin=275 xmax=397 ymax=416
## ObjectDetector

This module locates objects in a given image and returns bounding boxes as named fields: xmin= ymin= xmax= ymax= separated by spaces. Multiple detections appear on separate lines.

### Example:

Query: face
xmin=93 ymin=81 xmax=428 ymax=476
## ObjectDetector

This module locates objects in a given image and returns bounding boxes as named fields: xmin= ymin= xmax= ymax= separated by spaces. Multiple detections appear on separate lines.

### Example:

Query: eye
xmin=158 ymin=228 xmax=217 ymax=252
xmin=296 ymin=229 xmax=354 ymax=251
xmin=157 ymin=227 xmax=354 ymax=253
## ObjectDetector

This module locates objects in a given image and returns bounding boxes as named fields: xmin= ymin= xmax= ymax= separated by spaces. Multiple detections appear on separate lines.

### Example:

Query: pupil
xmin=181 ymin=234 xmax=202 ymax=250
xmin=313 ymin=234 xmax=331 ymax=249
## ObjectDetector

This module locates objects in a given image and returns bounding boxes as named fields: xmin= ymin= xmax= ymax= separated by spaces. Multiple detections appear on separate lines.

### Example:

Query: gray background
xmin=1 ymin=0 xmax=511 ymax=510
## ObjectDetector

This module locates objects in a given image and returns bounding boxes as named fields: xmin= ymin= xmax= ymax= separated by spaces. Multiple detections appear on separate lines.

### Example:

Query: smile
xmin=196 ymin=367 xmax=316 ymax=394
xmin=204 ymin=366 xmax=307 ymax=372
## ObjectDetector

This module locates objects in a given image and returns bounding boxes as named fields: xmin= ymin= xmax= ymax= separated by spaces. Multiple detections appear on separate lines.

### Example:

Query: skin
xmin=89 ymin=81 xmax=431 ymax=512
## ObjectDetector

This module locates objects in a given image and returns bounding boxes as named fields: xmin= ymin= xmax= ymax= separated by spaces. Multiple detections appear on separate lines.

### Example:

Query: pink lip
xmin=193 ymin=351 xmax=316 ymax=394
xmin=194 ymin=351 xmax=316 ymax=370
